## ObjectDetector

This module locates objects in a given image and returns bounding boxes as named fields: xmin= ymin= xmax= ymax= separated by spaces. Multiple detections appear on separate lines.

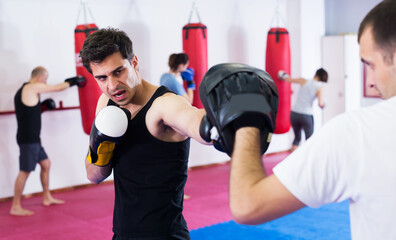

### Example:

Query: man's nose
xmin=365 ymin=68 xmax=376 ymax=88
xmin=108 ymin=76 xmax=118 ymax=90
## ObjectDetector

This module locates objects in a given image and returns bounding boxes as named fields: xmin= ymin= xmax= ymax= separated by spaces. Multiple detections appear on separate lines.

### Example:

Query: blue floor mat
xmin=191 ymin=201 xmax=350 ymax=240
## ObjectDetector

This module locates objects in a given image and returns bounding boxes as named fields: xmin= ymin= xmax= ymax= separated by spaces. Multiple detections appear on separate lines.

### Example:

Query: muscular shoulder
xmin=148 ymin=93 xmax=187 ymax=122
xmin=21 ymin=83 xmax=42 ymax=106
xmin=23 ymin=82 xmax=45 ymax=92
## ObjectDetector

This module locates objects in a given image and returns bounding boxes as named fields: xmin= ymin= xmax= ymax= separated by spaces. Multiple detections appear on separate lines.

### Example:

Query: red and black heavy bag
xmin=265 ymin=27 xmax=291 ymax=134
xmin=75 ymin=23 xmax=102 ymax=135
xmin=182 ymin=22 xmax=208 ymax=109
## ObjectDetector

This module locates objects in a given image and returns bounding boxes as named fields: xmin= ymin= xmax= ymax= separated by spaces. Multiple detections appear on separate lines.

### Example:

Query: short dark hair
xmin=358 ymin=0 xmax=396 ymax=64
xmin=315 ymin=68 xmax=328 ymax=83
xmin=80 ymin=28 xmax=134 ymax=73
xmin=168 ymin=53 xmax=189 ymax=71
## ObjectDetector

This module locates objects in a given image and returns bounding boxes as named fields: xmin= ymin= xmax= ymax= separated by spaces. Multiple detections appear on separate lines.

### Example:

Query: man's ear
xmin=392 ymin=49 xmax=396 ymax=67
xmin=131 ymin=55 xmax=139 ymax=71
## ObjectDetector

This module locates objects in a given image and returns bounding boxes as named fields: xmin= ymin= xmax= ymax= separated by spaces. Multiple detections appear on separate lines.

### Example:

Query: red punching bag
xmin=75 ymin=23 xmax=102 ymax=135
xmin=265 ymin=27 xmax=291 ymax=134
xmin=182 ymin=4 xmax=208 ymax=109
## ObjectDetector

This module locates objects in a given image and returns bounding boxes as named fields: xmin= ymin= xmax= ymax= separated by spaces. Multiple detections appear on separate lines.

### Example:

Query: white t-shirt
xmin=292 ymin=79 xmax=323 ymax=115
xmin=273 ymin=96 xmax=396 ymax=240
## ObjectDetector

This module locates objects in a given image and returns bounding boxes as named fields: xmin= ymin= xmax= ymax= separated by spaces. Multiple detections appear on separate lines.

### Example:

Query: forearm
xmin=288 ymin=78 xmax=306 ymax=85
xmin=229 ymin=127 xmax=306 ymax=224
xmin=160 ymin=94 xmax=209 ymax=145
xmin=55 ymin=82 xmax=70 ymax=91
xmin=85 ymin=158 xmax=112 ymax=184
xmin=33 ymin=82 xmax=69 ymax=94
xmin=190 ymin=109 xmax=212 ymax=145
xmin=44 ymin=82 xmax=69 ymax=92
xmin=185 ymin=89 xmax=194 ymax=104
xmin=168 ymin=103 xmax=209 ymax=145
xmin=316 ymin=88 xmax=325 ymax=108
xmin=229 ymin=127 xmax=266 ymax=221
xmin=318 ymin=100 xmax=325 ymax=108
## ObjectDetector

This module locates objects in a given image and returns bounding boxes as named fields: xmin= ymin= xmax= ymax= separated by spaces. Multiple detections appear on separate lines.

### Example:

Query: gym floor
xmin=0 ymin=152 xmax=350 ymax=240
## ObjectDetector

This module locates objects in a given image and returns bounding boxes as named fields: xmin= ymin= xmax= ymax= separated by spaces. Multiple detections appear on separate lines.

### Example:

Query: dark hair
xmin=168 ymin=53 xmax=189 ymax=71
xmin=358 ymin=0 xmax=396 ymax=64
xmin=315 ymin=68 xmax=328 ymax=83
xmin=80 ymin=28 xmax=134 ymax=73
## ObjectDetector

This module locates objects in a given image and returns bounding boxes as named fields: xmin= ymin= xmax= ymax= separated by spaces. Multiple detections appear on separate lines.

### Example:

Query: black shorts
xmin=18 ymin=143 xmax=48 ymax=172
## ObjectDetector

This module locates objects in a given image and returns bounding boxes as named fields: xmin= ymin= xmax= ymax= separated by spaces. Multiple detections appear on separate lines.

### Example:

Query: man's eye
xmin=364 ymin=62 xmax=374 ymax=70
xmin=367 ymin=64 xmax=374 ymax=70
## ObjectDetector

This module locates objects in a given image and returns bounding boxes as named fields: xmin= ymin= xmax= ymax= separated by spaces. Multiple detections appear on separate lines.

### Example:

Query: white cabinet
xmin=321 ymin=35 xmax=362 ymax=123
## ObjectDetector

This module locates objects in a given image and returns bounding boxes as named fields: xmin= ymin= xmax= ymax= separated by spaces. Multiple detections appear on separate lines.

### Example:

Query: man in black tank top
xmin=80 ymin=28 xmax=210 ymax=239
xmin=10 ymin=66 xmax=80 ymax=216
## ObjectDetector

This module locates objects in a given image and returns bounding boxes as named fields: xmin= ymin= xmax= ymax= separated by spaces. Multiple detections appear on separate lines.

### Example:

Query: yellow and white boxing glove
xmin=87 ymin=106 xmax=130 ymax=166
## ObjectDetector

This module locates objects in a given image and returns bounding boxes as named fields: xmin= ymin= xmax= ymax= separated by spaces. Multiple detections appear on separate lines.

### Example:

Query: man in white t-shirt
xmin=228 ymin=1 xmax=396 ymax=239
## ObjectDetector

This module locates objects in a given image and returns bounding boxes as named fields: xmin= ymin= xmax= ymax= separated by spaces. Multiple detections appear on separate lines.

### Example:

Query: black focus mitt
xmin=199 ymin=63 xmax=279 ymax=156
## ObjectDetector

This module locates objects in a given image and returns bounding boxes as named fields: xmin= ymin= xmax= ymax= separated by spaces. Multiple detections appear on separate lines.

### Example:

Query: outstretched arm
xmin=229 ymin=127 xmax=305 ymax=225
xmin=85 ymin=157 xmax=112 ymax=184
xmin=152 ymin=93 xmax=209 ymax=145
xmin=30 ymin=76 xmax=85 ymax=94
xmin=28 ymin=82 xmax=69 ymax=94
xmin=285 ymin=77 xmax=307 ymax=85
xmin=183 ymin=89 xmax=194 ymax=104
xmin=278 ymin=71 xmax=307 ymax=85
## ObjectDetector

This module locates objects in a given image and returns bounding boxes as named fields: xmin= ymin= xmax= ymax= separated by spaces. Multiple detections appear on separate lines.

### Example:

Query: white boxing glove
xmin=277 ymin=70 xmax=290 ymax=81
xmin=88 ymin=106 xmax=131 ymax=166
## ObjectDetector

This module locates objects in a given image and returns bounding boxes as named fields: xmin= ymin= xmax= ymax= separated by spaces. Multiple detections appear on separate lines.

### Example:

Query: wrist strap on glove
xmin=87 ymin=141 xmax=115 ymax=166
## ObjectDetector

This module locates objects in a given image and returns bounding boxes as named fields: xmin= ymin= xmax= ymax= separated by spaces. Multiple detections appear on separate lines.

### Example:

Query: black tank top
xmin=14 ymin=83 xmax=42 ymax=144
xmin=109 ymin=86 xmax=191 ymax=239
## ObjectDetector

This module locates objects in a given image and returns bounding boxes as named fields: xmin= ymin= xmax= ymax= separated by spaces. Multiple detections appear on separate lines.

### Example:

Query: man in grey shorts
xmin=11 ymin=66 xmax=84 ymax=216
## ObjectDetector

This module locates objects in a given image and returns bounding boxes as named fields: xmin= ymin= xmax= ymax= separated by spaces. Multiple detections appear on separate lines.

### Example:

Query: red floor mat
xmin=0 ymin=152 xmax=288 ymax=239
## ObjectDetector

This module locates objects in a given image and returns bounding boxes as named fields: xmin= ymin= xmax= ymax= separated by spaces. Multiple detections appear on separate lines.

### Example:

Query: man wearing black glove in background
xmin=10 ymin=66 xmax=84 ymax=216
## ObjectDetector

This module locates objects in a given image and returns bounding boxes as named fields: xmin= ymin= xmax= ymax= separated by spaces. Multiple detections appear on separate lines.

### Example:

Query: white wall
xmin=325 ymin=0 xmax=381 ymax=36
xmin=273 ymin=0 xmax=325 ymax=147
xmin=301 ymin=0 xmax=326 ymax=132
xmin=0 ymin=0 xmax=325 ymax=199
